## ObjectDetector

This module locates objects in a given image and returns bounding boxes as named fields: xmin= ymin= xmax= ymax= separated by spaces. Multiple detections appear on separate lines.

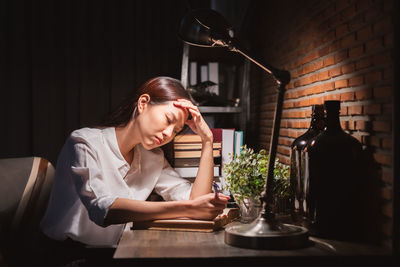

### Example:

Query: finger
xmin=218 ymin=193 xmax=230 ymax=199
xmin=211 ymin=198 xmax=228 ymax=206
xmin=173 ymin=100 xmax=198 ymax=110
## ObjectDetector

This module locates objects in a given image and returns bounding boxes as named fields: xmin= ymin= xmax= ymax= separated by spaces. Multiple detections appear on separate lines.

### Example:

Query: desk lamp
xmin=178 ymin=9 xmax=309 ymax=249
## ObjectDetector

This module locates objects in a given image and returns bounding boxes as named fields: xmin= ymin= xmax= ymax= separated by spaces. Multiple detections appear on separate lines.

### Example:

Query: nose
xmin=162 ymin=126 xmax=174 ymax=140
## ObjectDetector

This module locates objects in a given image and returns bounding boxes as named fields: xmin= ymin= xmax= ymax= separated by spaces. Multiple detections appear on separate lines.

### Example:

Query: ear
xmin=137 ymin=94 xmax=151 ymax=114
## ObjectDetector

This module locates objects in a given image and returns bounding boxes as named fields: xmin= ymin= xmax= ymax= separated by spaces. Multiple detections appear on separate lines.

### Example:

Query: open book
xmin=131 ymin=208 xmax=239 ymax=232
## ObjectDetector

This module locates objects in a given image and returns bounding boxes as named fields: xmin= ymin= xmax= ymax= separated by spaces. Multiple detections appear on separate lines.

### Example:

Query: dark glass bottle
xmin=305 ymin=100 xmax=365 ymax=241
xmin=289 ymin=105 xmax=325 ymax=225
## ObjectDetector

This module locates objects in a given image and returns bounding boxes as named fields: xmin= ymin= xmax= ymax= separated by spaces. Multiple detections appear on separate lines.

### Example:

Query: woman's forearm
xmin=103 ymin=198 xmax=191 ymax=226
xmin=189 ymin=140 xmax=214 ymax=199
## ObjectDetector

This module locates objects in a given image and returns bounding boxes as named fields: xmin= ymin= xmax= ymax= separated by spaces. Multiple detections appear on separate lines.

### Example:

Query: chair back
xmin=0 ymin=157 xmax=55 ymax=241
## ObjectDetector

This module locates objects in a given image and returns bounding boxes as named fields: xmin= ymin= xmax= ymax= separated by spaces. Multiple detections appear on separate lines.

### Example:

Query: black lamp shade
xmin=178 ymin=9 xmax=233 ymax=48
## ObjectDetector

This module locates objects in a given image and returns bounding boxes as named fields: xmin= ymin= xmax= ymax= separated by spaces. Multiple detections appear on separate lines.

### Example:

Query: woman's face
xmin=136 ymin=101 xmax=188 ymax=150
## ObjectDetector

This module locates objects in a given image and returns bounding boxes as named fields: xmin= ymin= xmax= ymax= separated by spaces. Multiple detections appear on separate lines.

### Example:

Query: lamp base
xmin=224 ymin=215 xmax=309 ymax=250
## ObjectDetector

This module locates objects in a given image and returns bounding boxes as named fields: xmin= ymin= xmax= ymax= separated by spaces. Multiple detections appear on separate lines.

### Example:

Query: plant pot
xmin=235 ymin=196 xmax=262 ymax=223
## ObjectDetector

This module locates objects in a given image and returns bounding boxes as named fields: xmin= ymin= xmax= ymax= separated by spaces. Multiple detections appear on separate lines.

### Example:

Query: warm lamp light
xmin=179 ymin=9 xmax=309 ymax=250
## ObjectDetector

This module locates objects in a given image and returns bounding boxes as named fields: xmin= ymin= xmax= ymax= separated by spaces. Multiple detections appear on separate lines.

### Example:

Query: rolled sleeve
xmin=70 ymin=142 xmax=117 ymax=227
xmin=154 ymin=158 xmax=192 ymax=201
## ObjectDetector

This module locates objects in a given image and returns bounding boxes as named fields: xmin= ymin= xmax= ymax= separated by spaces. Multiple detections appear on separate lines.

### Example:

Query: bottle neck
xmin=325 ymin=111 xmax=342 ymax=132
xmin=309 ymin=115 xmax=325 ymax=131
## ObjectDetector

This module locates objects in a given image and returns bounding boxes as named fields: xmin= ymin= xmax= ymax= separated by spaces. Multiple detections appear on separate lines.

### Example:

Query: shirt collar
xmin=102 ymin=127 xmax=142 ymax=174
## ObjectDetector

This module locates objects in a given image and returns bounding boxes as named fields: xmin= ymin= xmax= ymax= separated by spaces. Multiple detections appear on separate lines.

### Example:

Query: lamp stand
xmin=224 ymin=60 xmax=309 ymax=250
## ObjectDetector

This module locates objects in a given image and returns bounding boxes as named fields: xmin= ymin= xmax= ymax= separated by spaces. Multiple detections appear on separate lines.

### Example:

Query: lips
xmin=155 ymin=136 xmax=163 ymax=144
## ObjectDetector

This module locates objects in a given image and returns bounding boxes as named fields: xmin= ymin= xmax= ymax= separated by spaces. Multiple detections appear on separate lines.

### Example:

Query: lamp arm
xmin=225 ymin=41 xmax=290 ymax=220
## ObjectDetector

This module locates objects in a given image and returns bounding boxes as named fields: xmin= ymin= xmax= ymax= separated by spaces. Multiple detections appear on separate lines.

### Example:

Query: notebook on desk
xmin=131 ymin=208 xmax=239 ymax=232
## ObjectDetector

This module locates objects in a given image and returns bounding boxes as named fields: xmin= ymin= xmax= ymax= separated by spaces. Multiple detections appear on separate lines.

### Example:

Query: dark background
xmin=1 ymin=0 xmax=248 ymax=165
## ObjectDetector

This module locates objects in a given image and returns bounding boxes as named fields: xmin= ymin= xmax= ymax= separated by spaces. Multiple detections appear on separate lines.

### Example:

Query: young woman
xmin=40 ymin=76 xmax=229 ymax=246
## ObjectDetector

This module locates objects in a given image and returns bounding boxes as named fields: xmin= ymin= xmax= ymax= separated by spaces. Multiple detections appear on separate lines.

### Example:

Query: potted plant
xmin=223 ymin=145 xmax=290 ymax=223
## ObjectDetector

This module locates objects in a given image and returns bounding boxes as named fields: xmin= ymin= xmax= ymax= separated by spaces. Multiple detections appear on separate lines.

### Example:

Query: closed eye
xmin=166 ymin=115 xmax=172 ymax=124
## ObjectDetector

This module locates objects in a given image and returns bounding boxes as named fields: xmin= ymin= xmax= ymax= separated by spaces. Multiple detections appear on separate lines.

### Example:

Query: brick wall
xmin=248 ymin=0 xmax=394 ymax=247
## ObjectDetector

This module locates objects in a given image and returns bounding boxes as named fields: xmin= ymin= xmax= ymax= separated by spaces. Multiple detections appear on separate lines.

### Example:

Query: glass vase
xmin=235 ymin=196 xmax=261 ymax=223
xmin=305 ymin=100 xmax=365 ymax=241
xmin=289 ymin=104 xmax=325 ymax=226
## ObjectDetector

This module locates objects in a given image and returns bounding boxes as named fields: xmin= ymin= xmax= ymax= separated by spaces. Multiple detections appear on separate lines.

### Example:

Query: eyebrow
xmin=169 ymin=112 xmax=184 ymax=131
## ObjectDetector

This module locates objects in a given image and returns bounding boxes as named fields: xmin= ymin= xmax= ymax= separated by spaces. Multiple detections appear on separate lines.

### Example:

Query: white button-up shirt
xmin=40 ymin=127 xmax=192 ymax=246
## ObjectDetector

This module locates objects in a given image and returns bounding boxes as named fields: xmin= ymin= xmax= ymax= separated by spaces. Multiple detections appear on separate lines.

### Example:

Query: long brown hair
xmin=102 ymin=77 xmax=191 ymax=127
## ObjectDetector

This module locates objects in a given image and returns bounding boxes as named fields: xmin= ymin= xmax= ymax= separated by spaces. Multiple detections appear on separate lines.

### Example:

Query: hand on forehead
xmin=173 ymin=99 xmax=193 ymax=122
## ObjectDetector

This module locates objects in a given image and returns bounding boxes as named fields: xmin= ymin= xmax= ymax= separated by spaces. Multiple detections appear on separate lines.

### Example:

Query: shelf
xmin=198 ymin=106 xmax=242 ymax=113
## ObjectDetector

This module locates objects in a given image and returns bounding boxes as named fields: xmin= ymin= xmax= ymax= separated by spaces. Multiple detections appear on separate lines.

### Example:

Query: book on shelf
xmin=208 ymin=62 xmax=219 ymax=95
xmin=174 ymin=165 xmax=220 ymax=178
xmin=131 ymin=208 xmax=239 ymax=232
xmin=234 ymin=130 xmax=243 ymax=156
xmin=174 ymin=149 xmax=221 ymax=158
xmin=200 ymin=64 xmax=208 ymax=82
xmin=174 ymin=142 xmax=221 ymax=150
xmin=174 ymin=157 xmax=221 ymax=167
xmin=189 ymin=61 xmax=197 ymax=86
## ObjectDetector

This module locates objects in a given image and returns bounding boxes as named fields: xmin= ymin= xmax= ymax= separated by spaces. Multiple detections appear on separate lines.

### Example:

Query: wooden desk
xmin=114 ymin=222 xmax=394 ymax=266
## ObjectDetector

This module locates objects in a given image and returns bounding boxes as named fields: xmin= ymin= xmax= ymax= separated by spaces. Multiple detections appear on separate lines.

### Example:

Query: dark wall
xmin=0 ymin=0 xmax=192 ymax=165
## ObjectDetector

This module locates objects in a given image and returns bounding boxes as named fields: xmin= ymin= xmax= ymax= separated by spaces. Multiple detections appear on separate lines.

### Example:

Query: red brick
xmin=323 ymin=94 xmax=340 ymax=101
xmin=381 ymin=221 xmax=392 ymax=237
xmin=313 ymin=60 xmax=324 ymax=71
xmin=382 ymin=203 xmax=393 ymax=218
xmin=334 ymin=50 xmax=348 ymax=63
xmin=366 ymin=38 xmax=383 ymax=53
xmin=357 ymin=26 xmax=373 ymax=41
xmin=365 ymin=71 xmax=382 ymax=84
xmin=347 ymin=120 xmax=356 ymax=130
xmin=352 ymin=12 xmax=365 ymax=30
xmin=335 ymin=79 xmax=348 ymax=88
xmin=349 ymin=76 xmax=364 ymax=86
xmin=318 ymin=71 xmax=330 ymax=81
xmin=329 ymin=67 xmax=342 ymax=77
xmin=318 ymin=46 xmax=331 ymax=57
xmin=369 ymin=136 xmax=381 ymax=147
xmin=381 ymin=186 xmax=393 ymax=201
xmin=322 ymin=82 xmax=335 ymax=91
xmin=336 ymin=23 xmax=349 ymax=38
xmin=384 ymin=32 xmax=394 ymax=47
xmin=383 ymin=103 xmax=393 ymax=115
xmin=365 ymin=8 xmax=380 ymax=22
xmin=357 ymin=0 xmax=373 ymax=12
xmin=382 ymin=169 xmax=393 ymax=184
xmin=355 ymin=88 xmax=372 ymax=100
xmin=374 ymin=86 xmax=392 ymax=98
xmin=342 ymin=3 xmax=356 ymax=18
xmin=356 ymin=57 xmax=372 ymax=70
xmin=373 ymin=121 xmax=391 ymax=132
xmin=341 ymin=63 xmax=355 ymax=74
xmin=336 ymin=0 xmax=350 ymax=11
xmin=364 ymin=104 xmax=381 ymax=115
xmin=349 ymin=45 xmax=364 ymax=58
xmin=382 ymin=138 xmax=393 ymax=149
xmin=340 ymin=92 xmax=354 ymax=101
xmin=373 ymin=17 xmax=393 ymax=35
xmin=340 ymin=106 xmax=348 ymax=115
xmin=374 ymin=152 xmax=392 ymax=166
xmin=330 ymin=41 xmax=341 ymax=53
xmin=341 ymin=120 xmax=349 ymax=130
xmin=384 ymin=67 xmax=393 ymax=80
xmin=373 ymin=52 xmax=391 ymax=66
xmin=323 ymin=56 xmax=335 ymax=67
xmin=341 ymin=34 xmax=356 ymax=48
xmin=355 ymin=120 xmax=368 ymax=130
xmin=348 ymin=105 xmax=362 ymax=115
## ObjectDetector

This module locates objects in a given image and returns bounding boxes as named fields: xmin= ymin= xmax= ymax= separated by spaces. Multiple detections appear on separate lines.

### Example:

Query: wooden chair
xmin=0 ymin=157 xmax=55 ymax=265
